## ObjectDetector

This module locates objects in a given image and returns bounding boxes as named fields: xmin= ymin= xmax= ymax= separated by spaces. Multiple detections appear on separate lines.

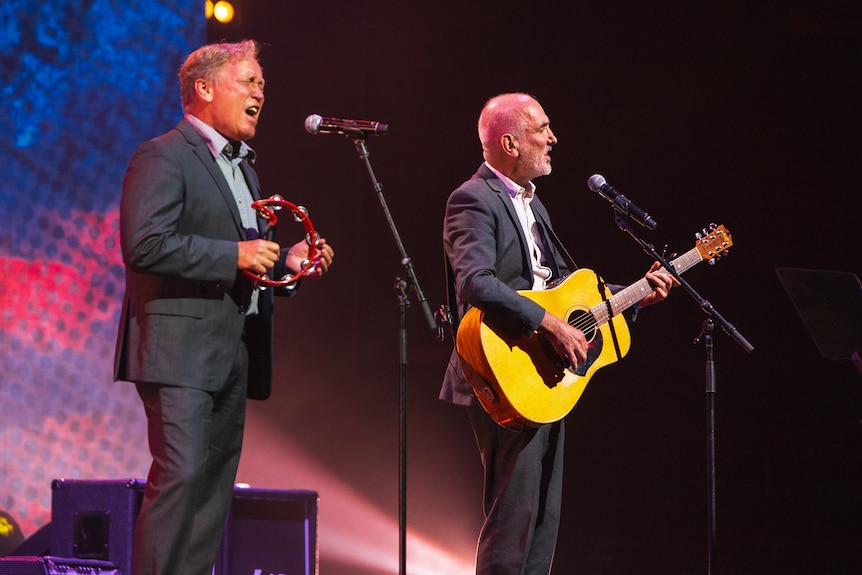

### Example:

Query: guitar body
xmin=454 ymin=223 xmax=732 ymax=429
xmin=456 ymin=269 xmax=631 ymax=429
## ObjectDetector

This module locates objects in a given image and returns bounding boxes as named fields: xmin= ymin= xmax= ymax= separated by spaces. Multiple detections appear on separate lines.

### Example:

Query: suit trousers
xmin=132 ymin=339 xmax=248 ymax=575
xmin=468 ymin=401 xmax=565 ymax=575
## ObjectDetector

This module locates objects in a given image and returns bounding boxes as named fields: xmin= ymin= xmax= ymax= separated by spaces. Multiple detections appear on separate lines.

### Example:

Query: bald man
xmin=441 ymin=93 xmax=673 ymax=574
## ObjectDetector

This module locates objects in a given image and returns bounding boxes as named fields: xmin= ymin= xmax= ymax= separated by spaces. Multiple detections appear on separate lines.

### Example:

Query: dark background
xmin=213 ymin=1 xmax=861 ymax=573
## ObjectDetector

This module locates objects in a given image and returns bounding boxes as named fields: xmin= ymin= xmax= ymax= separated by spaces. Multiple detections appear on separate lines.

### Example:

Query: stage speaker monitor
xmin=0 ymin=556 xmax=119 ymax=575
xmin=215 ymin=487 xmax=319 ymax=575
xmin=49 ymin=479 xmax=144 ymax=575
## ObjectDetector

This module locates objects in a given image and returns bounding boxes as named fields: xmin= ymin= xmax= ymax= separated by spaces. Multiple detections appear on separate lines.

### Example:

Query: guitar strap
xmin=539 ymin=217 xmax=624 ymax=358
xmin=595 ymin=272 xmax=624 ymax=360
xmin=536 ymin=218 xmax=578 ymax=275
xmin=441 ymin=251 xmax=460 ymax=339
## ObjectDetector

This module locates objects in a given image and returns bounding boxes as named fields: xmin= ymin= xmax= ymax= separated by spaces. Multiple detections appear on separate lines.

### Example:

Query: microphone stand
xmin=611 ymin=210 xmax=754 ymax=575
xmin=350 ymin=134 xmax=437 ymax=575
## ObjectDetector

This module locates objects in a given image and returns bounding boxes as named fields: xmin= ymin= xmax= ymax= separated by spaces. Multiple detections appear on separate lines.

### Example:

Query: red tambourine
xmin=242 ymin=195 xmax=319 ymax=289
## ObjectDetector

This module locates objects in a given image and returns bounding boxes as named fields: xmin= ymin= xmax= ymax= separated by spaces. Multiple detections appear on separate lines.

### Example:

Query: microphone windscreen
xmin=587 ymin=174 xmax=606 ymax=192
xmin=304 ymin=114 xmax=322 ymax=134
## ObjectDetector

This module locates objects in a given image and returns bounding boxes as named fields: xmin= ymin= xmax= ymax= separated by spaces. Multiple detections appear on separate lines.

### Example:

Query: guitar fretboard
xmin=589 ymin=246 xmax=702 ymax=326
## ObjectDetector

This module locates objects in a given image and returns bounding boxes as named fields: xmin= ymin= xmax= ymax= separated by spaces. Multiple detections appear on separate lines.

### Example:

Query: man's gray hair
xmin=179 ymin=40 xmax=260 ymax=111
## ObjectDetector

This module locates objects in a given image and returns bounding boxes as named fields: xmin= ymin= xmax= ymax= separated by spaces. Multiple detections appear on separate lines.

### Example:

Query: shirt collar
xmin=485 ymin=161 xmax=536 ymax=200
xmin=185 ymin=113 xmax=256 ymax=164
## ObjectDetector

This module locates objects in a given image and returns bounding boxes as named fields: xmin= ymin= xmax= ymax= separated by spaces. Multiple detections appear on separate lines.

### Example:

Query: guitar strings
xmin=565 ymin=293 xmax=638 ymax=334
xmin=568 ymin=313 xmax=598 ymax=334
xmin=552 ymin=232 xmax=730 ymax=338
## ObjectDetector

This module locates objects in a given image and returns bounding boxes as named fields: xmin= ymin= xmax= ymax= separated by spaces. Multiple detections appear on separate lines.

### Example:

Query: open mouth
xmin=246 ymin=106 xmax=259 ymax=117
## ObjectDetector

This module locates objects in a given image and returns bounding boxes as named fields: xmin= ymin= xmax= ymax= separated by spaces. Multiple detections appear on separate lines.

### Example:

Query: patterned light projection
xmin=0 ymin=0 xmax=204 ymax=538
xmin=0 ymin=5 xmax=475 ymax=571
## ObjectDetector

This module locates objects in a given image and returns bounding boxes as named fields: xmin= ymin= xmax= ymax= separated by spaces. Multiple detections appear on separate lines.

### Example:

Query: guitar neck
xmin=590 ymin=246 xmax=702 ymax=324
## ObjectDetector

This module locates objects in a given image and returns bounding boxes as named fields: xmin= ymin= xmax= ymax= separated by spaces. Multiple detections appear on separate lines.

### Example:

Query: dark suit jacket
xmin=441 ymin=164 xmax=571 ymax=405
xmin=114 ymin=118 xmax=292 ymax=400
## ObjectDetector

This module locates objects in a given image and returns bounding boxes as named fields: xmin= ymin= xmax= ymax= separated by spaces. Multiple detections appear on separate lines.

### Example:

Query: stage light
xmin=205 ymin=0 xmax=235 ymax=23
xmin=212 ymin=1 xmax=235 ymax=23
xmin=238 ymin=414 xmax=477 ymax=574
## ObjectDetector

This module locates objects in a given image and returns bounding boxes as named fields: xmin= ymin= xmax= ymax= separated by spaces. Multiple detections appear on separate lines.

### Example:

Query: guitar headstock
xmin=695 ymin=224 xmax=732 ymax=264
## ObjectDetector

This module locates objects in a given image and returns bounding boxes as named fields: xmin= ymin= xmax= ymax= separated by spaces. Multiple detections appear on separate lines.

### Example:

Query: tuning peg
xmin=696 ymin=224 xmax=719 ymax=240
xmin=707 ymin=249 xmax=730 ymax=265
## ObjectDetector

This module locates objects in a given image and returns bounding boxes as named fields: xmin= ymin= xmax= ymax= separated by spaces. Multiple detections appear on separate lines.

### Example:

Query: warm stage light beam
xmin=238 ymin=413 xmax=476 ymax=574
xmin=212 ymin=1 xmax=235 ymax=23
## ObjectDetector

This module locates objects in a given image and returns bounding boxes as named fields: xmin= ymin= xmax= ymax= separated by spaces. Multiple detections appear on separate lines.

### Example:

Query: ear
xmin=194 ymin=78 xmax=215 ymax=104
xmin=501 ymin=134 xmax=519 ymax=157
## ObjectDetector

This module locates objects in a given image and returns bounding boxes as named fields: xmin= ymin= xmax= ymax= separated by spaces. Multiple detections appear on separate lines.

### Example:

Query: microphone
xmin=587 ymin=174 xmax=657 ymax=230
xmin=304 ymin=114 xmax=390 ymax=137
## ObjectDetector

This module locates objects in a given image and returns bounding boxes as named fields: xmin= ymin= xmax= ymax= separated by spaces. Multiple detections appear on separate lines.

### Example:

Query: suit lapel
xmin=478 ymin=165 xmax=533 ymax=284
xmin=478 ymin=164 xmax=575 ymax=280
xmin=239 ymin=161 xmax=267 ymax=236
xmin=177 ymin=119 xmax=246 ymax=238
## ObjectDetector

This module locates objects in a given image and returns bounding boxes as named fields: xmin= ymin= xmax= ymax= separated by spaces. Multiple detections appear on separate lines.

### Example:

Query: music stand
xmin=776 ymin=267 xmax=862 ymax=372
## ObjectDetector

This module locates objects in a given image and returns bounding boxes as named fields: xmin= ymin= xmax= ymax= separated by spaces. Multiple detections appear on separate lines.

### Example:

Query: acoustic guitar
xmin=456 ymin=224 xmax=732 ymax=429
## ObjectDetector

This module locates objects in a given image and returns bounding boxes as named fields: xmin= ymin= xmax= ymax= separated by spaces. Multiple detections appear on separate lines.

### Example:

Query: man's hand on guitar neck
xmin=538 ymin=312 xmax=588 ymax=370
xmin=637 ymin=261 xmax=679 ymax=308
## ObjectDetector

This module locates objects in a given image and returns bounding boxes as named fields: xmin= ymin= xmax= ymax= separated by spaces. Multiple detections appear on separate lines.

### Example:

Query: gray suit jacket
xmin=114 ymin=118 xmax=292 ymax=400
xmin=441 ymin=164 xmax=571 ymax=405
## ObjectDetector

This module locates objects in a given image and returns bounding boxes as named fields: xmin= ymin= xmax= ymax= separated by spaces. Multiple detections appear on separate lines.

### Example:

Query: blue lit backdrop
xmin=0 ymin=0 xmax=204 ymax=537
